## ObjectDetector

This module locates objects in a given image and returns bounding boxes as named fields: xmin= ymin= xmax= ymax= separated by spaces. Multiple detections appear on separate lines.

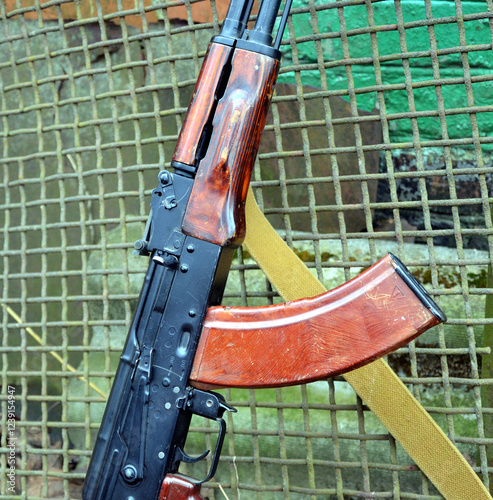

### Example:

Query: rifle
xmin=82 ymin=0 xmax=446 ymax=498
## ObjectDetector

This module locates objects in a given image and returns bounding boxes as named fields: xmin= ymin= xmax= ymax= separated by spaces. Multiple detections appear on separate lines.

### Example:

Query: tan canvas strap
xmin=243 ymin=187 xmax=491 ymax=500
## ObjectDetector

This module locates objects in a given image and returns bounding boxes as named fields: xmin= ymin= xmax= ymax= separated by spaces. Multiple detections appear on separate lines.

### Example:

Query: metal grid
xmin=1 ymin=0 xmax=492 ymax=498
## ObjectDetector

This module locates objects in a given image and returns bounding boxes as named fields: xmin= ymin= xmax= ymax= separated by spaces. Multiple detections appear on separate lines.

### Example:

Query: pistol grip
xmin=190 ymin=254 xmax=445 ymax=389
xmin=159 ymin=474 xmax=207 ymax=500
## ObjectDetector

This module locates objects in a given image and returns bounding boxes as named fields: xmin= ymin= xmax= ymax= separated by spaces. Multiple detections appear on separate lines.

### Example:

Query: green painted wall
xmin=280 ymin=0 xmax=493 ymax=149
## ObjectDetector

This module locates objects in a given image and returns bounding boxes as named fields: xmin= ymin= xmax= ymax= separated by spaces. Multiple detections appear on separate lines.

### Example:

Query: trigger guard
xmin=173 ymin=417 xmax=227 ymax=485
xmin=196 ymin=417 xmax=227 ymax=485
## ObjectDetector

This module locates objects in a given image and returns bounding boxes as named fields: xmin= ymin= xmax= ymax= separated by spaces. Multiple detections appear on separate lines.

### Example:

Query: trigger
xmin=174 ymin=446 xmax=209 ymax=465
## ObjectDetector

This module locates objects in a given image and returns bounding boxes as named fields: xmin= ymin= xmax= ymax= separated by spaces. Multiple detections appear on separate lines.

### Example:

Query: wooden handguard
xmin=179 ymin=44 xmax=279 ymax=246
xmin=190 ymin=254 xmax=445 ymax=389
xmin=173 ymin=43 xmax=233 ymax=166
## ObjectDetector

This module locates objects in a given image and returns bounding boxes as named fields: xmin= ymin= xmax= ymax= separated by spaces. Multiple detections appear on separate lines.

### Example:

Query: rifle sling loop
xmin=244 ymin=186 xmax=492 ymax=500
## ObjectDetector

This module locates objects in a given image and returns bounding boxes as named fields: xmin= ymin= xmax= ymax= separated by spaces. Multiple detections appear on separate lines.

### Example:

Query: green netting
xmin=1 ymin=0 xmax=492 ymax=498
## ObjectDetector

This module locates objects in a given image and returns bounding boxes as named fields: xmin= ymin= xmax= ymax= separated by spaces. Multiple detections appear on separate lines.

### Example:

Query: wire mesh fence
xmin=1 ymin=0 xmax=492 ymax=498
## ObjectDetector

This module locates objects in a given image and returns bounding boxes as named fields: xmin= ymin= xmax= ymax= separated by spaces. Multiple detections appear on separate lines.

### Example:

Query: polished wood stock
xmin=173 ymin=43 xmax=233 ymax=166
xmin=190 ymin=255 xmax=442 ymax=389
xmin=159 ymin=474 xmax=205 ymax=500
xmin=181 ymin=47 xmax=279 ymax=246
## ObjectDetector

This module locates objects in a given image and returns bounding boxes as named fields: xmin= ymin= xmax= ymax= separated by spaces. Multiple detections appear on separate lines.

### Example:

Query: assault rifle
xmin=82 ymin=0 xmax=446 ymax=498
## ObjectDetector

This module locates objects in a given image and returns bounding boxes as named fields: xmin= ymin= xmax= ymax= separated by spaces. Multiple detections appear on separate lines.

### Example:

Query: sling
xmin=244 ymin=187 xmax=491 ymax=500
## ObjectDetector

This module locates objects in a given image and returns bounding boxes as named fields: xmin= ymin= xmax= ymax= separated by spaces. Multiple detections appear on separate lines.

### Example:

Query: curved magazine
xmin=190 ymin=254 xmax=445 ymax=389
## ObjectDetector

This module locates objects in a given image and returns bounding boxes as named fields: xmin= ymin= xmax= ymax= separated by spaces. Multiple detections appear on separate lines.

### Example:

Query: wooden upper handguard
xmin=180 ymin=46 xmax=279 ymax=247
xmin=173 ymin=43 xmax=233 ymax=166
xmin=190 ymin=254 xmax=445 ymax=389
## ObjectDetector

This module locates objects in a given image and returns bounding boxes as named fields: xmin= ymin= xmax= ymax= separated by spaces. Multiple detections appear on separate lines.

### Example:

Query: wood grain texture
xmin=182 ymin=49 xmax=280 ymax=246
xmin=159 ymin=474 xmax=205 ymax=500
xmin=190 ymin=255 xmax=442 ymax=389
xmin=173 ymin=42 xmax=233 ymax=166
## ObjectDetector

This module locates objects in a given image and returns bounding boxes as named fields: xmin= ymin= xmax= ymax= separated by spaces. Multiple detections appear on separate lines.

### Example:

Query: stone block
xmin=260 ymin=83 xmax=382 ymax=234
